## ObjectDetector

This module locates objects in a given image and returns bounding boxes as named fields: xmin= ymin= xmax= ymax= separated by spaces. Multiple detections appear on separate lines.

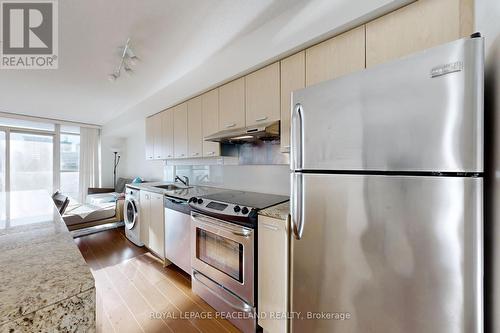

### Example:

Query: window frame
xmin=59 ymin=129 xmax=80 ymax=199
xmin=5 ymin=127 xmax=58 ymax=192
xmin=7 ymin=127 xmax=56 ymax=193
xmin=0 ymin=128 xmax=8 ymax=192
xmin=0 ymin=124 xmax=71 ymax=194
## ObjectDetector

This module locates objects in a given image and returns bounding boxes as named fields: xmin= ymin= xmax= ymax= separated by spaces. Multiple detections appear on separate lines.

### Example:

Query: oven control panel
xmin=188 ymin=197 xmax=256 ymax=218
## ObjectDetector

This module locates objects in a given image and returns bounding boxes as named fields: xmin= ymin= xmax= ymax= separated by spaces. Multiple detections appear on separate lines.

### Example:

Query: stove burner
xmin=188 ymin=190 xmax=288 ymax=228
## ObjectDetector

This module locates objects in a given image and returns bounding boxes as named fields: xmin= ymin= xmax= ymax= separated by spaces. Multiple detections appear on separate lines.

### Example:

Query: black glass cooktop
xmin=202 ymin=190 xmax=289 ymax=209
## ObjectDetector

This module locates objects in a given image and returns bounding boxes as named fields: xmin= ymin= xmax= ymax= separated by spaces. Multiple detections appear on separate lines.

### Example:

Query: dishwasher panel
xmin=164 ymin=197 xmax=192 ymax=274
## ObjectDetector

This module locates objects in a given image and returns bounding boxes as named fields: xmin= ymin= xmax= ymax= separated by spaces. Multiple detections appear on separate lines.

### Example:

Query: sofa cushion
xmin=86 ymin=192 xmax=119 ymax=205
xmin=63 ymin=202 xmax=116 ymax=226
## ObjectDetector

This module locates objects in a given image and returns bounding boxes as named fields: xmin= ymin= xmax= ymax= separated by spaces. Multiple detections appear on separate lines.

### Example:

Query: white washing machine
xmin=124 ymin=187 xmax=144 ymax=246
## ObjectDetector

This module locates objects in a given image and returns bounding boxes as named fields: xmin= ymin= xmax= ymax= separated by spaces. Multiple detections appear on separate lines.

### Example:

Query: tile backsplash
xmin=163 ymin=140 xmax=290 ymax=196
xmin=169 ymin=164 xmax=290 ymax=195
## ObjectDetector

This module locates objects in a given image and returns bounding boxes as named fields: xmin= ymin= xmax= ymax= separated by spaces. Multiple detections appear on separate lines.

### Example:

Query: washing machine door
xmin=124 ymin=198 xmax=138 ymax=230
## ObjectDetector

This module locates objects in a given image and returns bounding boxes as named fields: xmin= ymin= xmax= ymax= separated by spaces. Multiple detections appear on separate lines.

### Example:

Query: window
xmin=0 ymin=131 xmax=5 ymax=192
xmin=60 ymin=133 xmax=80 ymax=199
xmin=0 ymin=116 xmax=96 ymax=200
xmin=10 ymin=132 xmax=53 ymax=192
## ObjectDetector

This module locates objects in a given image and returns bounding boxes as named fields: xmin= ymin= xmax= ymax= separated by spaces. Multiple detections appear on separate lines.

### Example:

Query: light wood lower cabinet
xmin=139 ymin=191 xmax=151 ymax=247
xmin=258 ymin=215 xmax=289 ymax=333
xmin=148 ymin=192 xmax=165 ymax=258
xmin=280 ymin=52 xmax=305 ymax=153
xmin=366 ymin=0 xmax=474 ymax=68
xmin=139 ymin=190 xmax=164 ymax=259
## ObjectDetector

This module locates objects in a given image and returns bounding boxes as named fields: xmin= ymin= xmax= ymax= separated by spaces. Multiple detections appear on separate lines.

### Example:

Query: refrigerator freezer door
xmin=290 ymin=173 xmax=483 ymax=333
xmin=292 ymin=37 xmax=483 ymax=172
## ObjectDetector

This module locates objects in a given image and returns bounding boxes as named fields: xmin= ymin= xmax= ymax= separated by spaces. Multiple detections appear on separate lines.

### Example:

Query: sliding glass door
xmin=10 ymin=132 xmax=53 ymax=192
xmin=0 ymin=131 xmax=5 ymax=192
xmin=60 ymin=133 xmax=80 ymax=198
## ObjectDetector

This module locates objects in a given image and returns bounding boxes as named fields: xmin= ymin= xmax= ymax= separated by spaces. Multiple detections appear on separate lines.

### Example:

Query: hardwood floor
xmin=74 ymin=228 xmax=240 ymax=333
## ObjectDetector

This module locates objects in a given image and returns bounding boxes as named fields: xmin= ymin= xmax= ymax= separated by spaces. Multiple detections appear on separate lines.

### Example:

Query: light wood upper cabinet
xmin=306 ymin=25 xmax=365 ymax=87
xmin=152 ymin=113 xmax=164 ymax=159
xmin=219 ymin=77 xmax=245 ymax=130
xmin=173 ymin=103 xmax=188 ymax=158
xmin=146 ymin=112 xmax=165 ymax=160
xmin=366 ymin=0 xmax=474 ymax=68
xmin=201 ymin=89 xmax=221 ymax=157
xmin=187 ymin=96 xmax=203 ymax=158
xmin=280 ymin=51 xmax=305 ymax=153
xmin=245 ymin=62 xmax=280 ymax=127
xmin=148 ymin=191 xmax=165 ymax=259
xmin=145 ymin=116 xmax=154 ymax=160
xmin=258 ymin=215 xmax=289 ymax=333
xmin=161 ymin=109 xmax=174 ymax=159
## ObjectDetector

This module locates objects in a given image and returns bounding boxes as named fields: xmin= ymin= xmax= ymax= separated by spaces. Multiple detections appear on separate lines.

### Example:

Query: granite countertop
xmin=258 ymin=201 xmax=290 ymax=221
xmin=0 ymin=190 xmax=95 ymax=326
xmin=127 ymin=181 xmax=228 ymax=200
xmin=128 ymin=182 xmax=290 ymax=220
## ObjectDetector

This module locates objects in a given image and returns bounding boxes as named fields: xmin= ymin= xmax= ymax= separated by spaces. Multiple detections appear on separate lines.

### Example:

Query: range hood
xmin=204 ymin=120 xmax=280 ymax=143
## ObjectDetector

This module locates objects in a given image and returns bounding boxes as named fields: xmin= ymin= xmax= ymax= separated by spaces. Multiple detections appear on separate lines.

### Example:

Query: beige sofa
xmin=63 ymin=178 xmax=131 ymax=231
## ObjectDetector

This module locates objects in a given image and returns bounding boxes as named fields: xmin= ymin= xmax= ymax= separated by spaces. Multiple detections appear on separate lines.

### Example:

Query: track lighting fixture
xmin=108 ymin=38 xmax=138 ymax=81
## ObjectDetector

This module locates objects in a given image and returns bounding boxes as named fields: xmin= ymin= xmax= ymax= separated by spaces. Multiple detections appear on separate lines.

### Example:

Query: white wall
xmin=122 ymin=120 xmax=166 ymax=182
xmin=100 ymin=134 xmax=125 ymax=187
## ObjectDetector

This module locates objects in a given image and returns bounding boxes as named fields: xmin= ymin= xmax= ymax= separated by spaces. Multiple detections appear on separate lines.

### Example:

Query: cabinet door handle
xmin=157 ymin=155 xmax=161 ymax=158
xmin=192 ymin=152 xmax=199 ymax=156
xmin=206 ymin=151 xmax=215 ymax=155
xmin=167 ymin=154 xmax=172 ymax=158
xmin=261 ymin=222 xmax=278 ymax=231
xmin=255 ymin=116 xmax=268 ymax=122
xmin=225 ymin=123 xmax=236 ymax=128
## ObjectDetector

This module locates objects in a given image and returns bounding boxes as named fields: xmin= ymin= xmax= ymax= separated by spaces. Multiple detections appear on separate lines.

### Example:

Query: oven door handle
xmin=192 ymin=271 xmax=253 ymax=313
xmin=231 ymin=231 xmax=251 ymax=237
xmin=191 ymin=212 xmax=252 ymax=238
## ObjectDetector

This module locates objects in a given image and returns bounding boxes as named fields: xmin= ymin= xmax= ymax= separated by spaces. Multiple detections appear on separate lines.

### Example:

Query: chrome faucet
xmin=175 ymin=175 xmax=189 ymax=187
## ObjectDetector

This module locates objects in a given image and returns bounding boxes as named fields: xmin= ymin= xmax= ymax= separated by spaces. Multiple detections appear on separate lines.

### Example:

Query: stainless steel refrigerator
xmin=290 ymin=36 xmax=484 ymax=333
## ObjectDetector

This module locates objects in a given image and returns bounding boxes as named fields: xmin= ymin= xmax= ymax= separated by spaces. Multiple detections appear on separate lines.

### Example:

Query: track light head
xmin=108 ymin=73 xmax=119 ymax=82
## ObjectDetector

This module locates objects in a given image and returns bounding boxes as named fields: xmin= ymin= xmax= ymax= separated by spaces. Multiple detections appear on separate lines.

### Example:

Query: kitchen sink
xmin=154 ymin=184 xmax=190 ymax=191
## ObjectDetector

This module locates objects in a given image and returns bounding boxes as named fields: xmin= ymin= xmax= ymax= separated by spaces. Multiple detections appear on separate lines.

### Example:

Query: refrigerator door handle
xmin=291 ymin=172 xmax=304 ymax=240
xmin=291 ymin=103 xmax=303 ymax=170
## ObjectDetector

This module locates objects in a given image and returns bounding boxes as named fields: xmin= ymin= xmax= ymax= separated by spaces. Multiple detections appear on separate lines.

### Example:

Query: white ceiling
xmin=0 ymin=0 xmax=410 ymax=128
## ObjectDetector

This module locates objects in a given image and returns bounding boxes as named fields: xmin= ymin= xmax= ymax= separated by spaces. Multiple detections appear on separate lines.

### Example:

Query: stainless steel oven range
xmin=189 ymin=190 xmax=288 ymax=333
